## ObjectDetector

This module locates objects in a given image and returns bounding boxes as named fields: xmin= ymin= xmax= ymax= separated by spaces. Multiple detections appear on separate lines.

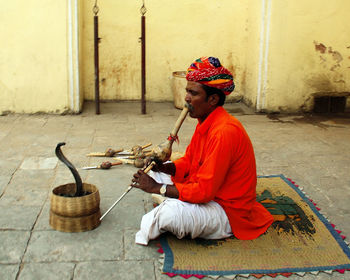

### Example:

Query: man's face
xmin=185 ymin=81 xmax=213 ymax=122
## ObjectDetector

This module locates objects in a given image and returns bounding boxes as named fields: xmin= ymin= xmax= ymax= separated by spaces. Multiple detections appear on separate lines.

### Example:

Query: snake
xmin=55 ymin=142 xmax=83 ymax=197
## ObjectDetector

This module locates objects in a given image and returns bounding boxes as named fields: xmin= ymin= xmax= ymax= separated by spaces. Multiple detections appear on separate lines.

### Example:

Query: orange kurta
xmin=172 ymin=106 xmax=273 ymax=240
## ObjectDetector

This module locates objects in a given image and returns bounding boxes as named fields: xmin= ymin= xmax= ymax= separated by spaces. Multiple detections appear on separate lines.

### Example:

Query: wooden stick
xmin=86 ymin=148 xmax=123 ymax=157
xmin=147 ymin=105 xmax=189 ymax=163
xmin=131 ymin=143 xmax=152 ymax=155
xmin=141 ymin=143 xmax=152 ymax=150
xmin=113 ymin=155 xmax=136 ymax=160
xmin=86 ymin=152 xmax=106 ymax=157
xmin=117 ymin=158 xmax=135 ymax=165
xmin=171 ymin=106 xmax=189 ymax=137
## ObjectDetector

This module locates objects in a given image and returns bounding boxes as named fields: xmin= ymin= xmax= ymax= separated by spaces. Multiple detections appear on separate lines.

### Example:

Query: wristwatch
xmin=160 ymin=184 xmax=167 ymax=197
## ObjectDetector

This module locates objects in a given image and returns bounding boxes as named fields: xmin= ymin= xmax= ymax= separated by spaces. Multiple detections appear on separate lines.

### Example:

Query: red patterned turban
xmin=186 ymin=57 xmax=235 ymax=95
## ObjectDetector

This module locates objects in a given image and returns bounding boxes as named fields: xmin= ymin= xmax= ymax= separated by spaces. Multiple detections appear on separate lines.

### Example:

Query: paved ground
xmin=0 ymin=101 xmax=349 ymax=280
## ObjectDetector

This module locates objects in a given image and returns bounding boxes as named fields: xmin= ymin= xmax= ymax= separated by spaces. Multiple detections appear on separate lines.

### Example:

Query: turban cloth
xmin=186 ymin=57 xmax=235 ymax=95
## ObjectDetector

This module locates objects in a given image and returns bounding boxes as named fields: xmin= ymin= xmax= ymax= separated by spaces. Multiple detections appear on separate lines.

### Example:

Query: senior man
xmin=132 ymin=56 xmax=273 ymax=245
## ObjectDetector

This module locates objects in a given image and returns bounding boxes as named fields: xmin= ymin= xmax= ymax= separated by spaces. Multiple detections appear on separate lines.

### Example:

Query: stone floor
xmin=0 ymin=101 xmax=349 ymax=280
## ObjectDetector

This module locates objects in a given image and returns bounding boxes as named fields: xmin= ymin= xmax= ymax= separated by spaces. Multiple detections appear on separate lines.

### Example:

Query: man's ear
xmin=208 ymin=94 xmax=220 ymax=106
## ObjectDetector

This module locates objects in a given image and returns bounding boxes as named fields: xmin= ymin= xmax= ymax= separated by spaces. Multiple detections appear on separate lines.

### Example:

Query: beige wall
xmin=0 ymin=1 xmax=68 ymax=114
xmin=1 ymin=0 xmax=349 ymax=114
xmin=0 ymin=0 xmax=81 ymax=115
xmin=81 ymin=1 xmax=140 ymax=101
xmin=81 ymin=0 xmax=247 ymax=103
xmin=260 ymin=0 xmax=350 ymax=112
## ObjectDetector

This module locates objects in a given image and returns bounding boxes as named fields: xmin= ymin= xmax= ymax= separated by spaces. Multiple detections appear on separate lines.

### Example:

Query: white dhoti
xmin=135 ymin=170 xmax=233 ymax=245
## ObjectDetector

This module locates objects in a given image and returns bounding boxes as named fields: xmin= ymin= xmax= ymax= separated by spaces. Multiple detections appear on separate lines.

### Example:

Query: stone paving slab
xmin=0 ymin=189 xmax=48 ymax=207
xmin=0 ymin=175 xmax=11 ymax=196
xmin=0 ymin=170 xmax=51 ymax=206
xmin=0 ymin=131 xmax=9 ymax=142
xmin=0 ymin=264 xmax=19 ymax=280
xmin=0 ymin=204 xmax=42 ymax=230
xmin=24 ymin=224 xmax=123 ymax=262
xmin=99 ymin=196 xmax=147 ymax=229
xmin=0 ymin=159 xmax=20 ymax=176
xmin=32 ymin=199 xmax=51 ymax=231
xmin=18 ymin=263 xmax=75 ymax=280
xmin=0 ymin=231 xmax=31 ymax=263
xmin=19 ymin=157 xmax=58 ymax=170
xmin=124 ymin=229 xmax=161 ymax=261
xmin=74 ymin=260 xmax=156 ymax=280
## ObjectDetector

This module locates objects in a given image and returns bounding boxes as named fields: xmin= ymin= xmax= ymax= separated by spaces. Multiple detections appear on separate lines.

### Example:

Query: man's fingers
xmin=144 ymin=156 xmax=153 ymax=167
xmin=137 ymin=169 xmax=145 ymax=175
xmin=133 ymin=171 xmax=142 ymax=179
xmin=132 ymin=173 xmax=141 ymax=186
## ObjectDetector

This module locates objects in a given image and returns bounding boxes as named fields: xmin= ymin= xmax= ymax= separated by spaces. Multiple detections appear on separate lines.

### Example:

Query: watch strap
xmin=160 ymin=184 xmax=167 ymax=197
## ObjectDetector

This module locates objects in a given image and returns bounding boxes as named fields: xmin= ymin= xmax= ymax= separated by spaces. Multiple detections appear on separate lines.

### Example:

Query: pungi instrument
xmin=99 ymin=104 xmax=191 ymax=220
xmin=147 ymin=103 xmax=191 ymax=163
xmin=81 ymin=161 xmax=122 ymax=170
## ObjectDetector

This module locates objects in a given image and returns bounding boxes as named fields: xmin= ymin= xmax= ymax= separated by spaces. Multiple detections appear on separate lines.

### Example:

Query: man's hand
xmin=132 ymin=169 xmax=160 ymax=194
xmin=144 ymin=156 xmax=163 ymax=172
xmin=144 ymin=156 xmax=176 ymax=176
xmin=132 ymin=168 xmax=180 ymax=198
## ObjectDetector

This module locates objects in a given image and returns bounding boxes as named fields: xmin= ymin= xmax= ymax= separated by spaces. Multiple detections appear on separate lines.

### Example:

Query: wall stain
xmin=328 ymin=47 xmax=343 ymax=63
xmin=314 ymin=42 xmax=327 ymax=53
xmin=98 ymin=54 xmax=139 ymax=100
xmin=334 ymin=79 xmax=345 ymax=84
xmin=306 ymin=74 xmax=333 ymax=92
xmin=330 ymin=63 xmax=341 ymax=71
xmin=240 ymin=69 xmax=246 ymax=91
xmin=225 ymin=52 xmax=236 ymax=77
xmin=313 ymin=41 xmax=345 ymax=73
xmin=267 ymin=113 xmax=294 ymax=123
xmin=319 ymin=56 xmax=326 ymax=63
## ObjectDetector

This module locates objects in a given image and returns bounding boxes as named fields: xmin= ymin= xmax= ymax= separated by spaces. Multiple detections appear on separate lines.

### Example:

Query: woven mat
xmin=159 ymin=175 xmax=350 ymax=278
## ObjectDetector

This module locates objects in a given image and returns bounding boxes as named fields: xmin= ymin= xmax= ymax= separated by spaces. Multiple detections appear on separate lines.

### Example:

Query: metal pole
xmin=141 ymin=15 xmax=146 ymax=114
xmin=94 ymin=15 xmax=100 ymax=114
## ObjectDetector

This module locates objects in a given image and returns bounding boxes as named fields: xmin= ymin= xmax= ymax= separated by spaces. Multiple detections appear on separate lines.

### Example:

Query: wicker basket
xmin=50 ymin=183 xmax=101 ymax=232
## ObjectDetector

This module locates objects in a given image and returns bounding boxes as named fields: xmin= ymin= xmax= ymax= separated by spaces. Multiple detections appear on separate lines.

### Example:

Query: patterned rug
xmin=158 ymin=175 xmax=350 ymax=278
